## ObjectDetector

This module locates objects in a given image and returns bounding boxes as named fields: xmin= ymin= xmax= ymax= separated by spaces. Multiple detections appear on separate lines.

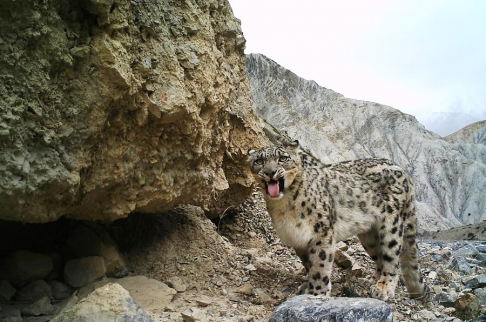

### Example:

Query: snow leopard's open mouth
xmin=265 ymin=178 xmax=285 ymax=198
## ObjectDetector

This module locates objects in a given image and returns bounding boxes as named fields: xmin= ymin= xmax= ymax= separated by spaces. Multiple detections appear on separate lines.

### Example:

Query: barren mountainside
xmin=246 ymin=53 xmax=486 ymax=231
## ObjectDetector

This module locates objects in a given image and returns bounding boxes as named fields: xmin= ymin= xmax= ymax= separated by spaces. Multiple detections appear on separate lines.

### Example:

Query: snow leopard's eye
xmin=254 ymin=158 xmax=264 ymax=165
xmin=278 ymin=155 xmax=290 ymax=162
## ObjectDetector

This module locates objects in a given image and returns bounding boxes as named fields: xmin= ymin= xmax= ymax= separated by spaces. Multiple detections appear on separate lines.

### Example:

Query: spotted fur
xmin=248 ymin=140 xmax=425 ymax=301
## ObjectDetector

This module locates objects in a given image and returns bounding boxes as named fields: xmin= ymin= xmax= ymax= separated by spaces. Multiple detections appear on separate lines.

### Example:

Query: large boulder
xmin=0 ymin=250 xmax=53 ymax=286
xmin=64 ymin=256 xmax=106 ymax=288
xmin=269 ymin=295 xmax=393 ymax=322
xmin=50 ymin=283 xmax=152 ymax=322
xmin=116 ymin=275 xmax=177 ymax=314
xmin=0 ymin=0 xmax=265 ymax=223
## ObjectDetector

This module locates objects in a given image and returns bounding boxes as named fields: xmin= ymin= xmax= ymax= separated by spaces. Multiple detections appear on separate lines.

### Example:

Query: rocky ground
xmin=113 ymin=192 xmax=486 ymax=322
xmin=1 ymin=193 xmax=485 ymax=321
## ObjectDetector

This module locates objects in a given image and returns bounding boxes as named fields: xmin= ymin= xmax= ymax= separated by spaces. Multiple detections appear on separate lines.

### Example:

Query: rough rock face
xmin=246 ymin=53 xmax=486 ymax=230
xmin=0 ymin=0 xmax=265 ymax=222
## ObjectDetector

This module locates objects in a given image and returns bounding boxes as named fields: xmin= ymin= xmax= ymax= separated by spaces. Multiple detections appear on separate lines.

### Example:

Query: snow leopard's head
xmin=248 ymin=139 xmax=302 ymax=199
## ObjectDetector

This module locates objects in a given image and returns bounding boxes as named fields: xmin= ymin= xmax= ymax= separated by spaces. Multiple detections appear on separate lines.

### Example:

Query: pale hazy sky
xmin=229 ymin=0 xmax=486 ymax=136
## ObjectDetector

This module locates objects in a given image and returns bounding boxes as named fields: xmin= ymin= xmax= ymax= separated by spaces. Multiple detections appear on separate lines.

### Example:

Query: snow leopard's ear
xmin=276 ymin=135 xmax=299 ymax=149
xmin=283 ymin=139 xmax=299 ymax=148
xmin=247 ymin=148 xmax=259 ymax=164
xmin=262 ymin=124 xmax=299 ymax=148
xmin=263 ymin=127 xmax=282 ymax=145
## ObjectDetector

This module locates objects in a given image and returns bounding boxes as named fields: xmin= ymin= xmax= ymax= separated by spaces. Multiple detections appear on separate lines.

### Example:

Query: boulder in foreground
xmin=269 ymin=295 xmax=393 ymax=322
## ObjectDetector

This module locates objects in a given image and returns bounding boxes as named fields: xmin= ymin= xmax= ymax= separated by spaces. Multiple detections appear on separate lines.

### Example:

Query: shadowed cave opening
xmin=0 ymin=212 xmax=187 ymax=319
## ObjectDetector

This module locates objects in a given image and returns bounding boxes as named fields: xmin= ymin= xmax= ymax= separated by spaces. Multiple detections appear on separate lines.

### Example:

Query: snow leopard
xmin=248 ymin=139 xmax=425 ymax=301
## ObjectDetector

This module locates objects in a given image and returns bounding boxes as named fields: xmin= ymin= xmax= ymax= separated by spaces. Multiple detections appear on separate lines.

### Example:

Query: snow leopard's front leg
xmin=304 ymin=228 xmax=335 ymax=296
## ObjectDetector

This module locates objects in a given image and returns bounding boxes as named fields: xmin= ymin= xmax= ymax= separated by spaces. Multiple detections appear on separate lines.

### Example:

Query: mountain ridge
xmin=446 ymin=120 xmax=486 ymax=145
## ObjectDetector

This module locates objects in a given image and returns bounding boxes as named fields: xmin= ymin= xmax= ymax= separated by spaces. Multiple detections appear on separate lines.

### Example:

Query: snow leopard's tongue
xmin=267 ymin=181 xmax=280 ymax=197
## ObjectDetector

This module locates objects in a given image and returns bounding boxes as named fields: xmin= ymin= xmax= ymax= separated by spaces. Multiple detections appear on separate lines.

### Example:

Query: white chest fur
xmin=266 ymin=199 xmax=312 ymax=251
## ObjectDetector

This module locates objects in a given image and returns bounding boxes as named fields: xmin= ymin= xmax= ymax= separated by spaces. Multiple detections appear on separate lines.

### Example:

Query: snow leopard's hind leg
xmin=368 ymin=204 xmax=403 ymax=301
xmin=400 ymin=199 xmax=426 ymax=300
xmin=358 ymin=225 xmax=383 ymax=280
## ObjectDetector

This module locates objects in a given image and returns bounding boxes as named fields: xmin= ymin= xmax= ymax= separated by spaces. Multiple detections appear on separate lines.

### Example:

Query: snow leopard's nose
xmin=264 ymin=170 xmax=277 ymax=179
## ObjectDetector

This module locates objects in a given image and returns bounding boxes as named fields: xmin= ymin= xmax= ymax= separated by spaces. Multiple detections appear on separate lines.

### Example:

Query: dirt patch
xmin=110 ymin=203 xmax=299 ymax=321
